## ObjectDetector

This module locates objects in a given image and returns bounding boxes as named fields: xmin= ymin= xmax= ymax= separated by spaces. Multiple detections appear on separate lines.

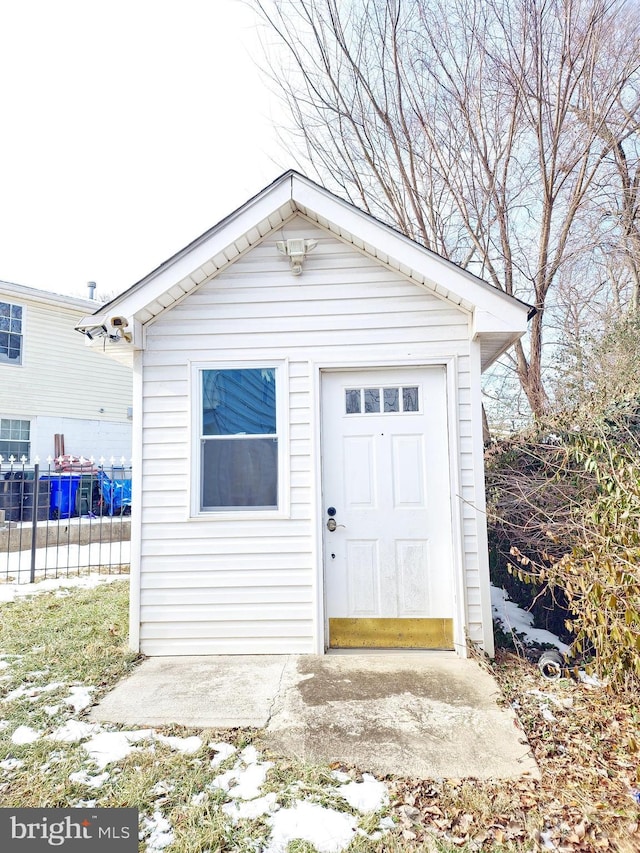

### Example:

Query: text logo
xmin=0 ymin=809 xmax=137 ymax=851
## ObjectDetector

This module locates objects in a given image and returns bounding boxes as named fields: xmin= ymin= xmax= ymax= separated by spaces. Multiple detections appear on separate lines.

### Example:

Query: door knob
xmin=327 ymin=517 xmax=337 ymax=532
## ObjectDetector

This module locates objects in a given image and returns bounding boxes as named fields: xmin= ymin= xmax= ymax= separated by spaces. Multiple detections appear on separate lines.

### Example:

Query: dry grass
xmin=0 ymin=582 xmax=639 ymax=852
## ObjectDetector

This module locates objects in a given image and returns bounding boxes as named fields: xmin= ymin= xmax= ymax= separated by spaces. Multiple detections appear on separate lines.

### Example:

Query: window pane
xmin=0 ymin=303 xmax=22 ymax=363
xmin=8 ymin=336 xmax=20 ymax=360
xmin=202 ymin=438 xmax=278 ymax=509
xmin=383 ymin=388 xmax=399 ymax=412
xmin=364 ymin=388 xmax=380 ymax=413
xmin=0 ymin=419 xmax=30 ymax=460
xmin=202 ymin=369 xmax=276 ymax=436
xmin=345 ymin=389 xmax=361 ymax=414
xmin=403 ymin=386 xmax=419 ymax=412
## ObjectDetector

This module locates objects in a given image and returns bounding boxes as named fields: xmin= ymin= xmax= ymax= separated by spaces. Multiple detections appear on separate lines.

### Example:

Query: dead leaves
xmin=388 ymin=653 xmax=640 ymax=851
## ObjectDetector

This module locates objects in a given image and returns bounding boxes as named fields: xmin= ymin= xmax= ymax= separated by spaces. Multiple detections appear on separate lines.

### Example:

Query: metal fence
xmin=0 ymin=455 xmax=131 ymax=584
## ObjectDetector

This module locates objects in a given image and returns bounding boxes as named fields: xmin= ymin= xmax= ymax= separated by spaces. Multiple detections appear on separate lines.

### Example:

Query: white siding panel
xmin=0 ymin=290 xmax=132 ymax=461
xmin=141 ymin=567 xmax=312 ymax=583
xmin=139 ymin=215 xmax=480 ymax=655
xmin=142 ymin=585 xmax=312 ymax=604
xmin=141 ymin=637 xmax=314 ymax=655
xmin=143 ymin=603 xmax=312 ymax=622
xmin=141 ymin=621 xmax=313 ymax=640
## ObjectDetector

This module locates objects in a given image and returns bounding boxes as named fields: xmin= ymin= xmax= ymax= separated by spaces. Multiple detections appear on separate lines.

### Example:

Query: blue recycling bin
xmin=41 ymin=475 xmax=82 ymax=519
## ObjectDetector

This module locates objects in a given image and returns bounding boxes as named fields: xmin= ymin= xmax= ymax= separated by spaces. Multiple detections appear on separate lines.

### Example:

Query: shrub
xmin=486 ymin=414 xmax=640 ymax=691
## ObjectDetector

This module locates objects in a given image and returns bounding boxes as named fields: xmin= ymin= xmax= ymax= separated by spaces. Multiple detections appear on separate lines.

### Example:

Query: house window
xmin=0 ymin=419 xmax=30 ymax=461
xmin=0 ymin=301 xmax=23 ymax=364
xmin=200 ymin=367 xmax=279 ymax=511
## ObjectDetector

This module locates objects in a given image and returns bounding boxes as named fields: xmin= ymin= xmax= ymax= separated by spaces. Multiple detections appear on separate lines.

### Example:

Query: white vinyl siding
xmin=0 ymin=292 xmax=132 ymax=424
xmin=138 ymin=215 xmax=484 ymax=655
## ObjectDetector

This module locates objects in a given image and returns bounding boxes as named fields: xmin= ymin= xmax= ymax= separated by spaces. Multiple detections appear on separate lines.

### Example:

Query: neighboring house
xmin=79 ymin=171 xmax=531 ymax=658
xmin=0 ymin=280 xmax=132 ymax=463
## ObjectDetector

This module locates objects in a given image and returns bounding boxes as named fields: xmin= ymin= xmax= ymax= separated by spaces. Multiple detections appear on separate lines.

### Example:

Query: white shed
xmin=80 ymin=172 xmax=531 ymax=658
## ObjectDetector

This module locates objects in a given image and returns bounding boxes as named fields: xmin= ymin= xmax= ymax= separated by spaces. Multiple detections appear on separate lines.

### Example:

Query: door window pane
xmin=345 ymin=389 xmax=361 ymax=414
xmin=402 ymin=386 xmax=419 ymax=412
xmin=364 ymin=388 xmax=380 ymax=413
xmin=383 ymin=388 xmax=399 ymax=412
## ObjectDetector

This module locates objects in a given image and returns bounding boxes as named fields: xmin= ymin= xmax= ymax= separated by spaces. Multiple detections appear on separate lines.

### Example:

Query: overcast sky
xmin=0 ymin=0 xmax=287 ymax=300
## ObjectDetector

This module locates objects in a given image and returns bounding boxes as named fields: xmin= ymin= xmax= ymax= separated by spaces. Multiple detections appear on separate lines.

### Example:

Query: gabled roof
xmin=81 ymin=170 xmax=532 ymax=370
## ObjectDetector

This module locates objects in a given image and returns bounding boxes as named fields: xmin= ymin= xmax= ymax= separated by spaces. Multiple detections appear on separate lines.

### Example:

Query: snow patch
xmin=2 ymin=682 xmax=65 ymax=702
xmin=491 ymin=585 xmax=570 ymax=652
xmin=578 ymin=669 xmax=602 ymax=687
xmin=11 ymin=725 xmax=42 ymax=744
xmin=48 ymin=720 xmax=102 ymax=743
xmin=190 ymin=792 xmax=207 ymax=806
xmin=223 ymin=792 xmax=279 ymax=824
xmin=64 ymin=686 xmax=94 ymax=713
xmin=83 ymin=729 xmax=155 ymax=770
xmin=0 ymin=758 xmax=24 ymax=771
xmin=151 ymin=780 xmax=175 ymax=796
xmin=141 ymin=811 xmax=174 ymax=852
xmin=0 ymin=574 xmax=127 ymax=603
xmin=335 ymin=773 xmax=389 ymax=812
xmin=156 ymin=734 xmax=202 ymax=755
xmin=69 ymin=770 xmax=110 ymax=788
xmin=211 ymin=746 xmax=273 ymax=801
xmin=265 ymin=800 xmax=358 ymax=853
xmin=209 ymin=741 xmax=236 ymax=767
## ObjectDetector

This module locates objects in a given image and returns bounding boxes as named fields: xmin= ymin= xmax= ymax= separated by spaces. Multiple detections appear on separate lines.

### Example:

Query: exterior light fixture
xmin=276 ymin=238 xmax=318 ymax=275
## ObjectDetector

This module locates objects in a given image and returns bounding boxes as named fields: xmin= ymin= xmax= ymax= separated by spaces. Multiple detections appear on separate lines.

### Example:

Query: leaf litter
xmin=1 ymin=577 xmax=639 ymax=852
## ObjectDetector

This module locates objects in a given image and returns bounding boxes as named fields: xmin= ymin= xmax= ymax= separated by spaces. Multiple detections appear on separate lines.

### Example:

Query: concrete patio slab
xmin=88 ymin=652 xmax=539 ymax=780
xmin=89 ymin=655 xmax=288 ymax=728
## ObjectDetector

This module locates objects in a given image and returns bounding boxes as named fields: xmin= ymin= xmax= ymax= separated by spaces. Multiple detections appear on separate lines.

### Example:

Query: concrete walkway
xmin=89 ymin=652 xmax=539 ymax=780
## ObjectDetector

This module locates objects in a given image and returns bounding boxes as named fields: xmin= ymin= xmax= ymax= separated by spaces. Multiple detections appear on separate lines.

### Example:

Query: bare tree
xmin=253 ymin=0 xmax=640 ymax=417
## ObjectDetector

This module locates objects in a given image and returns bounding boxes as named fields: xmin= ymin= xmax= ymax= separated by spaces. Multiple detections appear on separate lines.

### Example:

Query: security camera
xmin=110 ymin=316 xmax=129 ymax=329
xmin=75 ymin=318 xmax=109 ymax=340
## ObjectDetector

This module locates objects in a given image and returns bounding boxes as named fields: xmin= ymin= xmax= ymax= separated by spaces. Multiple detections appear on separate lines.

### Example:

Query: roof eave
xmin=90 ymin=170 xmax=533 ymax=338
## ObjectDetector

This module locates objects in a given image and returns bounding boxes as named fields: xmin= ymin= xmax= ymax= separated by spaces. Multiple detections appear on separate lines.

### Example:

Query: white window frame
xmin=189 ymin=360 xmax=290 ymax=520
xmin=0 ymin=417 xmax=31 ymax=462
xmin=0 ymin=300 xmax=24 ymax=366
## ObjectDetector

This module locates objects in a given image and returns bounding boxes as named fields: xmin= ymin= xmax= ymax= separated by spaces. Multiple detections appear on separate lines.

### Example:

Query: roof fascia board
xmin=473 ymin=308 xmax=529 ymax=338
xmin=98 ymin=180 xmax=295 ymax=320
xmin=97 ymin=169 xmax=531 ymax=333
xmin=290 ymin=175 xmax=531 ymax=324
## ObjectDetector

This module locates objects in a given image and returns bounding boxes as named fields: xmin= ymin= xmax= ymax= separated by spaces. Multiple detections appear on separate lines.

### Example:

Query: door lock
xmin=326 ymin=507 xmax=345 ymax=531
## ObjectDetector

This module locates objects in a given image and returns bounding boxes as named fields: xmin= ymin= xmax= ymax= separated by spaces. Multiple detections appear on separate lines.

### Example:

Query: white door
xmin=322 ymin=367 xmax=455 ymax=649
